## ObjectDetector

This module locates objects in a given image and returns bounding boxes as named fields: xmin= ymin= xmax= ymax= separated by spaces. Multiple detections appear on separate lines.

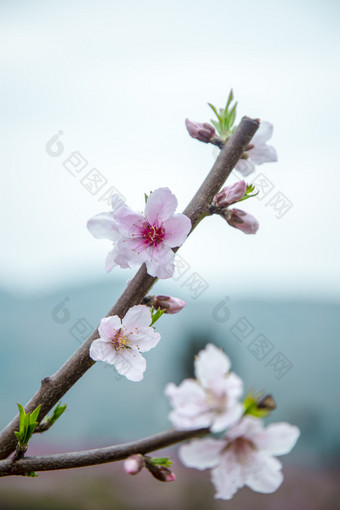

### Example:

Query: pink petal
xmin=211 ymin=372 xmax=243 ymax=401
xmin=98 ymin=316 xmax=122 ymax=341
xmin=168 ymin=410 xmax=214 ymax=430
xmin=145 ymin=187 xmax=178 ymax=223
xmin=114 ymin=350 xmax=147 ymax=382
xmin=211 ymin=450 xmax=243 ymax=500
xmin=248 ymin=144 xmax=277 ymax=165
xmin=179 ymin=438 xmax=224 ymax=470
xmin=105 ymin=247 xmax=118 ymax=272
xmin=252 ymin=422 xmax=300 ymax=456
xmin=245 ymin=451 xmax=283 ymax=494
xmin=194 ymin=344 xmax=231 ymax=387
xmin=210 ymin=402 xmax=244 ymax=433
xmin=145 ymin=245 xmax=175 ymax=279
xmin=87 ymin=212 xmax=120 ymax=242
xmin=127 ymin=328 xmax=161 ymax=352
xmin=107 ymin=239 xmax=144 ymax=271
xmin=163 ymin=214 xmax=192 ymax=248
xmin=114 ymin=206 xmax=145 ymax=237
xmin=89 ymin=339 xmax=117 ymax=364
xmin=226 ymin=416 xmax=264 ymax=442
xmin=234 ymin=159 xmax=255 ymax=176
xmin=165 ymin=380 xmax=207 ymax=419
xmin=252 ymin=121 xmax=273 ymax=144
xmin=122 ymin=305 xmax=152 ymax=329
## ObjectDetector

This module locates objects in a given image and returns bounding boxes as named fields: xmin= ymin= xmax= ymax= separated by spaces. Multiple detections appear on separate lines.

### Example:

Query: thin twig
xmin=0 ymin=116 xmax=259 ymax=460
xmin=0 ymin=428 xmax=210 ymax=477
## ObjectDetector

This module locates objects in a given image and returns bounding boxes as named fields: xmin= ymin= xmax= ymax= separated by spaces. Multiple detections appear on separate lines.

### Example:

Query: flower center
xmin=111 ymin=329 xmax=130 ymax=351
xmin=226 ymin=437 xmax=255 ymax=464
xmin=141 ymin=223 xmax=165 ymax=247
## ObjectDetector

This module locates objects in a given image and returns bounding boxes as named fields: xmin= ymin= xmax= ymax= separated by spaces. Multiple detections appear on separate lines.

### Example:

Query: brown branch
xmin=0 ymin=116 xmax=259 ymax=460
xmin=0 ymin=427 xmax=210 ymax=477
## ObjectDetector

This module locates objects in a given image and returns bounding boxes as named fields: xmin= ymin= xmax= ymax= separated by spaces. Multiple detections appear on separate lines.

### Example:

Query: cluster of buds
xmin=124 ymin=454 xmax=176 ymax=482
xmin=211 ymin=180 xmax=259 ymax=235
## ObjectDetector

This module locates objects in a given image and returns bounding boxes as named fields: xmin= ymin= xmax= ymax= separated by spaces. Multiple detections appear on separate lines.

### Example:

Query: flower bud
xmin=153 ymin=295 xmax=186 ymax=314
xmin=185 ymin=118 xmax=215 ymax=143
xmin=123 ymin=454 xmax=144 ymax=475
xmin=146 ymin=464 xmax=176 ymax=482
xmin=215 ymin=181 xmax=247 ymax=207
xmin=258 ymin=394 xmax=277 ymax=412
xmin=225 ymin=208 xmax=259 ymax=235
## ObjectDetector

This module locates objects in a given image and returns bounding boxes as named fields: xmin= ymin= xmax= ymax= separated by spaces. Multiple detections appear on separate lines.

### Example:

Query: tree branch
xmin=0 ymin=116 xmax=259 ymax=460
xmin=0 ymin=427 xmax=210 ymax=477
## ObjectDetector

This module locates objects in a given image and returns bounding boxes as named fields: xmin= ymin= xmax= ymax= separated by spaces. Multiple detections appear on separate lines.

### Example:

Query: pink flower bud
xmin=215 ymin=181 xmax=247 ymax=207
xmin=124 ymin=454 xmax=144 ymax=475
xmin=185 ymin=118 xmax=215 ymax=143
xmin=226 ymin=208 xmax=259 ymax=235
xmin=154 ymin=295 xmax=186 ymax=314
xmin=147 ymin=465 xmax=176 ymax=482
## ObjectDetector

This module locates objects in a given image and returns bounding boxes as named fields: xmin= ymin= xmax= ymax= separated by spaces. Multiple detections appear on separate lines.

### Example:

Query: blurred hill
xmin=0 ymin=278 xmax=339 ymax=467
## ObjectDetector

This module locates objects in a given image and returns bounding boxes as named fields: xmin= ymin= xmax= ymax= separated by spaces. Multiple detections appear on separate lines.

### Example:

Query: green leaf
xmin=144 ymin=193 xmax=148 ymax=204
xmin=30 ymin=405 xmax=41 ymax=423
xmin=228 ymin=102 xmax=237 ymax=129
xmin=150 ymin=307 xmax=165 ymax=326
xmin=207 ymin=103 xmax=222 ymax=122
xmin=210 ymin=119 xmax=222 ymax=135
xmin=150 ymin=457 xmax=172 ymax=467
xmin=225 ymin=89 xmax=234 ymax=110
xmin=25 ymin=471 xmax=38 ymax=478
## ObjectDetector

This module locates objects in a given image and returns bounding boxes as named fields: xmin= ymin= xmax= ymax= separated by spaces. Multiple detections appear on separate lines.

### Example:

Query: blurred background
xmin=1 ymin=0 xmax=340 ymax=508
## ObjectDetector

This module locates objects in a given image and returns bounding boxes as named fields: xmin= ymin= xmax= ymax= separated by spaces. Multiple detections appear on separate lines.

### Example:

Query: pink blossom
xmin=185 ymin=119 xmax=216 ymax=143
xmin=179 ymin=415 xmax=300 ymax=500
xmin=153 ymin=295 xmax=186 ymax=314
xmin=214 ymin=181 xmax=247 ymax=207
xmin=235 ymin=121 xmax=278 ymax=176
xmin=89 ymin=305 xmax=160 ymax=382
xmin=87 ymin=188 xmax=191 ymax=279
xmin=124 ymin=455 xmax=144 ymax=475
xmin=165 ymin=344 xmax=243 ymax=432
xmin=225 ymin=208 xmax=259 ymax=235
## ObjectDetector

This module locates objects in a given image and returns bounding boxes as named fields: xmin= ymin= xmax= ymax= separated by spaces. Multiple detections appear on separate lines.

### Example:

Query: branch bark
xmin=0 ymin=427 xmax=209 ymax=476
xmin=0 ymin=116 xmax=259 ymax=460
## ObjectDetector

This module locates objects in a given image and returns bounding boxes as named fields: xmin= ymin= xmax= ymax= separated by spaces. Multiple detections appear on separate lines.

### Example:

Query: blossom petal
xmin=105 ymin=247 xmax=118 ymax=272
xmin=114 ymin=206 xmax=145 ymax=237
xmin=248 ymin=144 xmax=278 ymax=165
xmin=245 ymin=452 xmax=283 ymax=494
xmin=252 ymin=121 xmax=273 ymax=144
xmin=145 ymin=245 xmax=175 ymax=279
xmin=210 ymin=402 xmax=244 ymax=433
xmin=98 ymin=316 xmax=122 ymax=341
xmin=252 ymin=422 xmax=300 ymax=456
xmin=211 ymin=451 xmax=244 ymax=500
xmin=165 ymin=380 xmax=207 ymax=420
xmin=87 ymin=212 xmax=120 ymax=242
xmin=211 ymin=372 xmax=243 ymax=401
xmin=226 ymin=416 xmax=264 ymax=442
xmin=179 ymin=438 xmax=224 ymax=470
xmin=145 ymin=187 xmax=178 ymax=223
xmin=113 ymin=350 xmax=147 ymax=382
xmin=234 ymin=159 xmax=255 ymax=176
xmin=163 ymin=214 xmax=192 ymax=248
xmin=122 ymin=305 xmax=152 ymax=329
xmin=194 ymin=344 xmax=231 ymax=387
xmin=127 ymin=329 xmax=161 ymax=352
xmin=89 ymin=339 xmax=117 ymax=364
xmin=106 ymin=239 xmax=143 ymax=272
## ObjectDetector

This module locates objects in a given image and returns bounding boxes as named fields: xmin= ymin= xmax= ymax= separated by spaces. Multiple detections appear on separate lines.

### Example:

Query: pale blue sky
xmin=1 ymin=0 xmax=339 ymax=297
